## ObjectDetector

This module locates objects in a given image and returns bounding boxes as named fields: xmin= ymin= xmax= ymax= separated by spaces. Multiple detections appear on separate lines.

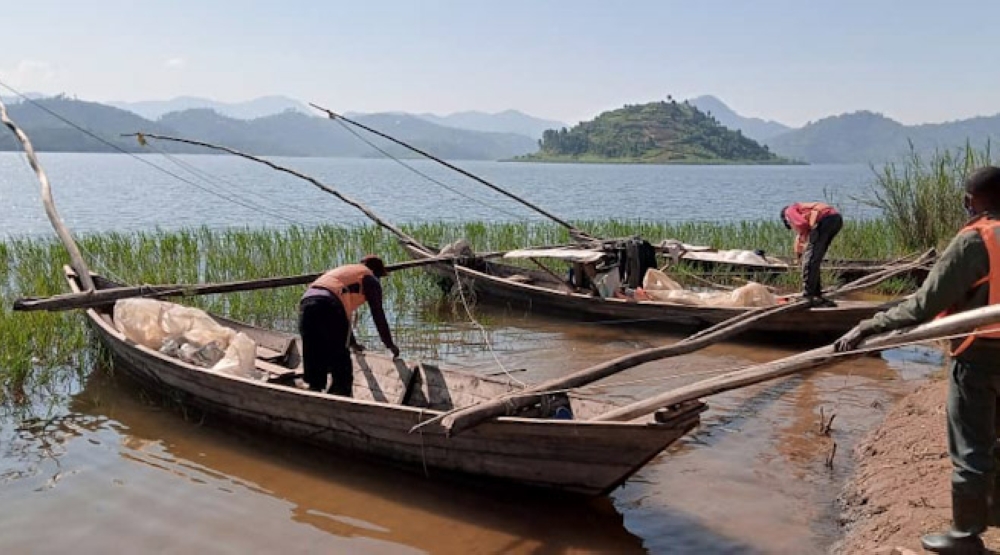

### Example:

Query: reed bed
xmin=0 ymin=218 xmax=912 ymax=405
xmin=862 ymin=143 xmax=994 ymax=250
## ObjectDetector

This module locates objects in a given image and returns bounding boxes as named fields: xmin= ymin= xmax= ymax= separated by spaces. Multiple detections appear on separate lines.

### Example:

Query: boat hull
xmin=70 ymin=270 xmax=702 ymax=496
xmin=404 ymin=244 xmax=893 ymax=340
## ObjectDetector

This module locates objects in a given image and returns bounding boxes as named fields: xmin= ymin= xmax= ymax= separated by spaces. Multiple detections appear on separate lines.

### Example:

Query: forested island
xmin=518 ymin=99 xmax=791 ymax=164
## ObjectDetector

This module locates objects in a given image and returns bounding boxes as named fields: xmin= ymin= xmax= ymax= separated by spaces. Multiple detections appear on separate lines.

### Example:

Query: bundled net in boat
xmin=639 ymin=269 xmax=776 ymax=308
xmin=113 ymin=299 xmax=259 ymax=377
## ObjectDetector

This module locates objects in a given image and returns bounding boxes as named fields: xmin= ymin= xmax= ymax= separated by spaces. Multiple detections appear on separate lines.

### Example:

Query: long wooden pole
xmin=125 ymin=133 xmax=430 ymax=252
xmin=0 ymin=98 xmax=95 ymax=291
xmin=593 ymin=303 xmax=1000 ymax=421
xmin=12 ymin=255 xmax=471 ymax=312
xmin=309 ymin=103 xmax=594 ymax=241
xmin=412 ymin=254 xmax=929 ymax=436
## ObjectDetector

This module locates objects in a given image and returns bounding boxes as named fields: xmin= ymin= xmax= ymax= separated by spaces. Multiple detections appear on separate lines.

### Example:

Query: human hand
xmin=833 ymin=326 xmax=866 ymax=352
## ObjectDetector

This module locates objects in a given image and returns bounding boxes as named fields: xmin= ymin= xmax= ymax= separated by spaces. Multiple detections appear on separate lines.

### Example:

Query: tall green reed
xmin=862 ymin=142 xmax=994 ymax=250
xmin=0 ymin=218 xmax=915 ymax=405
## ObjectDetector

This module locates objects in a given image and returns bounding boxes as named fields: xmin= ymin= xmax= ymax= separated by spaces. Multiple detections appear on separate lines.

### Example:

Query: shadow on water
xmin=0 ymin=365 xmax=748 ymax=554
xmin=0 ymin=301 xmax=947 ymax=554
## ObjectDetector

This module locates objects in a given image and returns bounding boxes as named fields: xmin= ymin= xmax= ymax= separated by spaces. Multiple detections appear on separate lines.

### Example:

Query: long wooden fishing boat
xmin=66 ymin=267 xmax=705 ymax=496
xmin=402 ymin=242 xmax=897 ymax=340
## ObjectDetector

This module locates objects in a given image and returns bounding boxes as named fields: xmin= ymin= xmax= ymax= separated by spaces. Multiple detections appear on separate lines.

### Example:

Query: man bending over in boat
xmin=299 ymin=255 xmax=400 ymax=395
xmin=780 ymin=202 xmax=843 ymax=307
xmin=835 ymin=166 xmax=1000 ymax=555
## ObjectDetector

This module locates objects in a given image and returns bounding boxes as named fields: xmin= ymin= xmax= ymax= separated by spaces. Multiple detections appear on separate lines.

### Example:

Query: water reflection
xmin=0 ymin=369 xmax=647 ymax=554
xmin=0 ymin=308 xmax=945 ymax=554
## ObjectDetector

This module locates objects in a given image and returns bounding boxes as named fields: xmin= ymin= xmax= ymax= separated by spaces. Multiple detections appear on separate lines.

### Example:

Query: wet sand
xmin=838 ymin=378 xmax=1000 ymax=554
xmin=0 ymin=310 xmax=942 ymax=554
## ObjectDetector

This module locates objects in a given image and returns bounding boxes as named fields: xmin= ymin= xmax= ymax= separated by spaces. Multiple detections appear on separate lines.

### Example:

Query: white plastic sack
xmin=594 ymin=269 xmax=622 ymax=298
xmin=644 ymin=289 xmax=714 ymax=305
xmin=639 ymin=269 xmax=775 ymax=307
xmin=715 ymin=249 xmax=771 ymax=265
xmin=114 ymin=299 xmax=258 ymax=376
xmin=162 ymin=304 xmax=223 ymax=339
xmin=212 ymin=332 xmax=258 ymax=377
xmin=114 ymin=298 xmax=170 ymax=349
xmin=642 ymin=269 xmax=683 ymax=291
xmin=729 ymin=282 xmax=777 ymax=307
xmin=161 ymin=304 xmax=237 ymax=349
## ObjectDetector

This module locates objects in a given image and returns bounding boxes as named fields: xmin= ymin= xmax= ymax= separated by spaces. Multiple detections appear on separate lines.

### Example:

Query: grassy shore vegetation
xmin=0 ymin=218 xmax=914 ymax=405
xmin=863 ymin=142 xmax=993 ymax=250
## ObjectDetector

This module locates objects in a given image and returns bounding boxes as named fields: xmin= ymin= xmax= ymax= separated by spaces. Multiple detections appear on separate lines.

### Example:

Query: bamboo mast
xmin=309 ymin=103 xmax=595 ymax=241
xmin=0 ymin=98 xmax=94 ymax=291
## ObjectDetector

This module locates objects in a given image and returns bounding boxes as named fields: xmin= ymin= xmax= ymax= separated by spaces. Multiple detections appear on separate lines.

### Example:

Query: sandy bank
xmin=837 ymin=379 xmax=1000 ymax=554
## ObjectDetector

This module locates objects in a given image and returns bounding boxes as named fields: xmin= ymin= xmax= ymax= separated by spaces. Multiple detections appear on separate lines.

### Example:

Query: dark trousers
xmin=298 ymin=296 xmax=353 ymax=396
xmin=802 ymin=213 xmax=843 ymax=296
xmin=947 ymin=357 xmax=1000 ymax=533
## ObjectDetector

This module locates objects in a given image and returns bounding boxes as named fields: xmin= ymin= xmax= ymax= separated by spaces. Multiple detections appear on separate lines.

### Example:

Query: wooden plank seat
xmin=256 ymin=359 xmax=301 ymax=382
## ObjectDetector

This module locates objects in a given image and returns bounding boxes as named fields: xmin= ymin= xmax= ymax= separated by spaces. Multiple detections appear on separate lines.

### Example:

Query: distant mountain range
xmin=3 ymin=92 xmax=999 ymax=165
xmin=0 ymin=96 xmax=538 ymax=160
xmin=417 ymin=110 xmax=566 ymax=140
xmin=764 ymin=111 xmax=1000 ymax=164
xmin=106 ymin=96 xmax=565 ymax=140
xmin=687 ymin=95 xmax=791 ymax=142
xmin=107 ymin=95 xmax=312 ymax=120
xmin=685 ymin=95 xmax=1000 ymax=164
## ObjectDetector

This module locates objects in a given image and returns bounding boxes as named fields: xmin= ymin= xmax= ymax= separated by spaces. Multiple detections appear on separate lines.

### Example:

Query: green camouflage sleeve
xmin=858 ymin=231 xmax=989 ymax=335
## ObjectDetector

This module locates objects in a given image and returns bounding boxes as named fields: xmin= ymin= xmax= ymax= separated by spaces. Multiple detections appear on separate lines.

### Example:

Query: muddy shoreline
xmin=837 ymin=377 xmax=1000 ymax=554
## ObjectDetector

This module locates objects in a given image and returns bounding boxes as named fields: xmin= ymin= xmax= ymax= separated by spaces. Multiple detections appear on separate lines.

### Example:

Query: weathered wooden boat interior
xmin=88 ymin=273 xmax=615 ymax=421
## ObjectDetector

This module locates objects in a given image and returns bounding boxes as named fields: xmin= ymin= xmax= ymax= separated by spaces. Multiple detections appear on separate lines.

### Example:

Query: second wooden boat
xmin=402 ymin=242 xmax=897 ymax=341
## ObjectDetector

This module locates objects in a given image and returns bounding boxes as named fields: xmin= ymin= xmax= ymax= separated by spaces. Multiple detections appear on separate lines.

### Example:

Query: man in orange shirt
xmin=780 ymin=202 xmax=843 ymax=307
xmin=298 ymin=255 xmax=400 ymax=395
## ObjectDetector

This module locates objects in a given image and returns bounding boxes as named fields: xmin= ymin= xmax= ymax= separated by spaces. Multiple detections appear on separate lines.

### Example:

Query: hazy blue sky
xmin=1 ymin=1 xmax=996 ymax=126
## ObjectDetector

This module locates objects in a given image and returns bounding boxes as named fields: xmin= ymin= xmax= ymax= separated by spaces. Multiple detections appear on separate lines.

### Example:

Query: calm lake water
xmin=1 ymin=153 xmax=931 ymax=554
xmin=0 ymin=153 xmax=879 ymax=236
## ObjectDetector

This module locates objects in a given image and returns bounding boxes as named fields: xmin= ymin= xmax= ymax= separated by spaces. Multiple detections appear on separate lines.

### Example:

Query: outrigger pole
xmin=308 ymin=103 xmax=595 ymax=241
xmin=0 ymin=97 xmax=95 ymax=292
xmin=412 ymin=250 xmax=935 ymax=436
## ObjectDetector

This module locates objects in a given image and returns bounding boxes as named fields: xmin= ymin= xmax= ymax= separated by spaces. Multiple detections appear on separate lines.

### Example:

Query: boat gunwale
xmin=405 ymin=243 xmax=891 ymax=316
xmin=68 ymin=266 xmax=680 ymax=431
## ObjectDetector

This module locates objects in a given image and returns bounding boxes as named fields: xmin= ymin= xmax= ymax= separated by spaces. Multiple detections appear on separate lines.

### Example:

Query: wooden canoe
xmin=401 ymin=243 xmax=897 ymax=341
xmin=66 ymin=267 xmax=705 ymax=497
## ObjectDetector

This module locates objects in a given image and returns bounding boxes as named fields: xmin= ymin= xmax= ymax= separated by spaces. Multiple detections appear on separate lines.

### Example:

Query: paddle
xmin=592 ymin=301 xmax=999 ymax=421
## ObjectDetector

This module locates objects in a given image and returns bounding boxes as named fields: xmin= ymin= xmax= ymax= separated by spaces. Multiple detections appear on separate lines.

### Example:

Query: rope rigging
xmin=128 ymin=133 xmax=428 ymax=250
xmin=330 ymin=118 xmax=532 ymax=221
xmin=311 ymin=103 xmax=594 ymax=240
xmin=0 ymin=80 xmax=312 ymax=228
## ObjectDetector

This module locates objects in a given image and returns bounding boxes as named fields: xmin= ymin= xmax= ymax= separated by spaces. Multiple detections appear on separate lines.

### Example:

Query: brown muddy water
xmin=0 ymin=308 xmax=942 ymax=554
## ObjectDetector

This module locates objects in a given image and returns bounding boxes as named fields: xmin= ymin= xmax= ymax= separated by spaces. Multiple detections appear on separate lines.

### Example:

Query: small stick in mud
xmin=818 ymin=407 xmax=837 ymax=436
xmin=825 ymin=441 xmax=837 ymax=469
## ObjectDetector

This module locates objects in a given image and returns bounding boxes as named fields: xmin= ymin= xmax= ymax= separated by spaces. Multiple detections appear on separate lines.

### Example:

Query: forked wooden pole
xmin=0 ymin=98 xmax=94 ymax=291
